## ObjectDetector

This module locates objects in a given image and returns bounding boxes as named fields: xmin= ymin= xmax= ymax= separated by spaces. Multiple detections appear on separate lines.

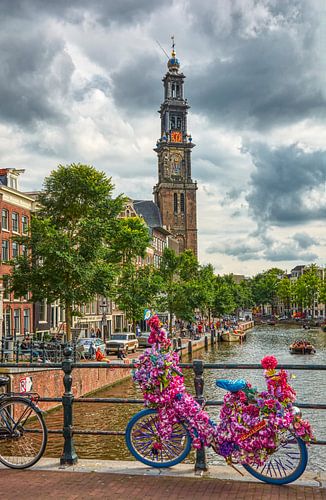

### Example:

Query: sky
xmin=0 ymin=0 xmax=325 ymax=276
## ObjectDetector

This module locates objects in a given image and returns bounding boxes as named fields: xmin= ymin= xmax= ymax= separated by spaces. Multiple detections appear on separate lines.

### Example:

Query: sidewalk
xmin=1 ymin=459 xmax=325 ymax=500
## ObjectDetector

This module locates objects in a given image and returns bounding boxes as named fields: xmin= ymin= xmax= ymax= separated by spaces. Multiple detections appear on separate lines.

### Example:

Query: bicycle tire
xmin=242 ymin=433 xmax=308 ymax=484
xmin=0 ymin=396 xmax=47 ymax=469
xmin=125 ymin=408 xmax=191 ymax=468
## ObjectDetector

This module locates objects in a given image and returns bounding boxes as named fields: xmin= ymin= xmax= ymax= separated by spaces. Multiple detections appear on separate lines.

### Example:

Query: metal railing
xmin=0 ymin=346 xmax=325 ymax=471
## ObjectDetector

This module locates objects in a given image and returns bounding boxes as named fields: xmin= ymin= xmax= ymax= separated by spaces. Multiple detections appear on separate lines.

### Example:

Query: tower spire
xmin=167 ymin=35 xmax=180 ymax=72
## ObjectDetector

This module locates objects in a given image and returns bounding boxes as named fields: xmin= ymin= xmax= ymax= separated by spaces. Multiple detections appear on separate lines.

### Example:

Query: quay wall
xmin=0 ymin=362 xmax=132 ymax=412
xmin=0 ymin=321 xmax=254 ymax=410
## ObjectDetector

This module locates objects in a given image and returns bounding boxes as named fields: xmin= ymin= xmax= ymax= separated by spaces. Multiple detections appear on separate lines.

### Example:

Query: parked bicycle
xmin=0 ymin=376 xmax=47 ymax=469
xmin=126 ymin=314 xmax=313 ymax=485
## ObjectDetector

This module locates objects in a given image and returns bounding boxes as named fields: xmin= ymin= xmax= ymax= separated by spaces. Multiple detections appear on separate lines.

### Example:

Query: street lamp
xmin=100 ymin=299 xmax=109 ymax=342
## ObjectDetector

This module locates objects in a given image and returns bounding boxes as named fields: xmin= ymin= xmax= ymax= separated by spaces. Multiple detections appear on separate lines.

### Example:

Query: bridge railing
xmin=0 ymin=346 xmax=325 ymax=471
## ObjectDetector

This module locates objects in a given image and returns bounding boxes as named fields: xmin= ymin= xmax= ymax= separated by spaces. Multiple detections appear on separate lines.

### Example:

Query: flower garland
xmin=133 ymin=316 xmax=314 ymax=466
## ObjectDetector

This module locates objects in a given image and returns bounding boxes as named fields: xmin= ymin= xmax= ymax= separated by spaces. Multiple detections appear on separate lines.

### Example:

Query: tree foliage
xmin=10 ymin=163 xmax=126 ymax=340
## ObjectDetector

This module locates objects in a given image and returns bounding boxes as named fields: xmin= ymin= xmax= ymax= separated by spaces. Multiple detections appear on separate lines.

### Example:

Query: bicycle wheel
xmin=242 ymin=433 xmax=308 ymax=485
xmin=125 ymin=408 xmax=191 ymax=468
xmin=0 ymin=397 xmax=47 ymax=469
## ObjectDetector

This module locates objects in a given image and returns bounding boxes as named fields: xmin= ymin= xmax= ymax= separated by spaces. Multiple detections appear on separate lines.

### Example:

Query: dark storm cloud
xmin=0 ymin=0 xmax=164 ymax=25
xmin=0 ymin=22 xmax=74 ymax=126
xmin=206 ymin=238 xmax=318 ymax=262
xmin=246 ymin=143 xmax=326 ymax=226
xmin=184 ymin=0 xmax=326 ymax=131
xmin=111 ymin=54 xmax=162 ymax=115
xmin=293 ymin=233 xmax=318 ymax=249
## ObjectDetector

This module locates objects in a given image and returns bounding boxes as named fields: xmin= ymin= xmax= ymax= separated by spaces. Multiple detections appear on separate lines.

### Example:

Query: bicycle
xmin=0 ymin=376 xmax=47 ymax=469
xmin=126 ymin=314 xmax=313 ymax=485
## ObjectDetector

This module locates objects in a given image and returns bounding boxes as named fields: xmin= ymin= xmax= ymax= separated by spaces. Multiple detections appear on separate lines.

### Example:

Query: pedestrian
xmin=95 ymin=347 xmax=105 ymax=361
xmin=96 ymin=327 xmax=102 ymax=338
xmin=117 ymin=347 xmax=126 ymax=360
xmin=88 ymin=341 xmax=95 ymax=359
xmin=135 ymin=324 xmax=141 ymax=337
xmin=90 ymin=327 xmax=96 ymax=338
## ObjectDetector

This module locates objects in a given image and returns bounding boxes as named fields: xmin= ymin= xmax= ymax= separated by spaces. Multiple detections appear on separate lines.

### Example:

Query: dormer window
xmin=9 ymin=175 xmax=17 ymax=190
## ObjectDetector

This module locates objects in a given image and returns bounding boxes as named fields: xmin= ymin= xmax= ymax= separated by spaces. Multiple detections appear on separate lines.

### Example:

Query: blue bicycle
xmin=125 ymin=379 xmax=308 ymax=485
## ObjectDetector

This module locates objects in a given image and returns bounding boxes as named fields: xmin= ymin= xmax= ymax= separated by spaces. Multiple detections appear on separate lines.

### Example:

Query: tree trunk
xmin=65 ymin=302 xmax=72 ymax=342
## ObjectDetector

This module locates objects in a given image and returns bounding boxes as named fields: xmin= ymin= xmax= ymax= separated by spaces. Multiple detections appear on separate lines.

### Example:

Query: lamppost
xmin=100 ymin=299 xmax=109 ymax=342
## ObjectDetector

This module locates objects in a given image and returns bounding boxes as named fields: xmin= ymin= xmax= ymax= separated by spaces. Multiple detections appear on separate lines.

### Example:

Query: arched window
xmin=180 ymin=193 xmax=185 ymax=213
xmin=174 ymin=193 xmax=178 ymax=213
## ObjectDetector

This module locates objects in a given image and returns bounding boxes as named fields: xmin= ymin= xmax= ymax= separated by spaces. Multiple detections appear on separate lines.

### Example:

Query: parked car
xmin=138 ymin=332 xmax=151 ymax=348
xmin=77 ymin=338 xmax=106 ymax=359
xmin=106 ymin=333 xmax=138 ymax=354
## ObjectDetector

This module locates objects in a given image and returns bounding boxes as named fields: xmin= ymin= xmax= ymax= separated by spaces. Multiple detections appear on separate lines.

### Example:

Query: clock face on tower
xmin=171 ymin=131 xmax=182 ymax=143
xmin=169 ymin=152 xmax=183 ymax=175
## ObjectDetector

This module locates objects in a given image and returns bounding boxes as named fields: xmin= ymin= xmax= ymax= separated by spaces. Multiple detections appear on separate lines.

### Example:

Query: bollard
xmin=193 ymin=359 xmax=208 ymax=471
xmin=188 ymin=340 xmax=192 ymax=356
xmin=172 ymin=338 xmax=177 ymax=351
xmin=205 ymin=335 xmax=208 ymax=349
xmin=15 ymin=341 xmax=20 ymax=364
xmin=60 ymin=346 xmax=78 ymax=465
xmin=210 ymin=331 xmax=214 ymax=346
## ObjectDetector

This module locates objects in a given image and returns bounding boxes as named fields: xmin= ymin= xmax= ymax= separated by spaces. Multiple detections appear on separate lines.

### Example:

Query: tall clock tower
xmin=153 ymin=43 xmax=198 ymax=256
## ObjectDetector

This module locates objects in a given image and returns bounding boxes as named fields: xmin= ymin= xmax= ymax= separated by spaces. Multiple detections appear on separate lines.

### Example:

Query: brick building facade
xmin=0 ymin=169 xmax=36 ymax=338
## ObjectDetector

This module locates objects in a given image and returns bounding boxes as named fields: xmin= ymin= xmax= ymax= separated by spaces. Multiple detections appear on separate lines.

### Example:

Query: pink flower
xmin=261 ymin=355 xmax=278 ymax=370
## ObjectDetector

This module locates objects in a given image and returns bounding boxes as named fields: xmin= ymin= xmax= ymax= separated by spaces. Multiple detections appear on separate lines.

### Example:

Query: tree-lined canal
xmin=44 ymin=324 xmax=326 ymax=472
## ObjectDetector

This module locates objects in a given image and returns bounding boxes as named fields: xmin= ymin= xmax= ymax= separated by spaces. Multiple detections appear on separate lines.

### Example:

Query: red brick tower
xmin=153 ymin=41 xmax=198 ymax=256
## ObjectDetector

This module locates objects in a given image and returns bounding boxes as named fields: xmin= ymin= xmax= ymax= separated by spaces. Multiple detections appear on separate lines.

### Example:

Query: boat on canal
xmin=221 ymin=329 xmax=247 ymax=342
xmin=289 ymin=340 xmax=316 ymax=355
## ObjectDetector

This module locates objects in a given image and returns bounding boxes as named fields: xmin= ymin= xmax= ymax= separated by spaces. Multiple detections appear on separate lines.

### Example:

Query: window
xmin=12 ymin=212 xmax=19 ymax=232
xmin=174 ymin=193 xmax=178 ymax=213
xmin=177 ymin=117 xmax=182 ymax=129
xmin=3 ymin=275 xmax=10 ymax=300
xmin=2 ymin=239 xmax=9 ymax=261
xmin=9 ymin=176 xmax=17 ymax=190
xmin=22 ymin=215 xmax=29 ymax=234
xmin=12 ymin=241 xmax=19 ymax=258
xmin=170 ymin=116 xmax=176 ymax=129
xmin=39 ymin=300 xmax=47 ymax=323
xmin=24 ymin=309 xmax=30 ymax=334
xmin=180 ymin=193 xmax=185 ymax=213
xmin=21 ymin=244 xmax=27 ymax=257
xmin=2 ymin=209 xmax=9 ymax=230
xmin=14 ymin=309 xmax=20 ymax=334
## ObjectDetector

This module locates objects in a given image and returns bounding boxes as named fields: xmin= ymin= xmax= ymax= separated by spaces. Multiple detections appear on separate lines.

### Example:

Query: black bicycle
xmin=0 ymin=376 xmax=47 ymax=468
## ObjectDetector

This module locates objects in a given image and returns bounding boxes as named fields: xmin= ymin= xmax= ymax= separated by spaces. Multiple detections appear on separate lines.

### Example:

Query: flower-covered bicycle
xmin=125 ymin=314 xmax=314 ymax=485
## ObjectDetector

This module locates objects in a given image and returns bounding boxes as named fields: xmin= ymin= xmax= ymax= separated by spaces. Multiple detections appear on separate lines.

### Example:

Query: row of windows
xmin=3 ymin=307 xmax=30 ymax=335
xmin=174 ymin=193 xmax=185 ymax=214
xmin=1 ymin=209 xmax=29 ymax=234
xmin=1 ymin=239 xmax=27 ymax=261
xmin=153 ymin=236 xmax=166 ymax=253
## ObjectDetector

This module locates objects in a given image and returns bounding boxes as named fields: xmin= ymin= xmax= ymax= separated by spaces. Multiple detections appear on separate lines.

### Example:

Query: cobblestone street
xmin=1 ymin=469 xmax=325 ymax=500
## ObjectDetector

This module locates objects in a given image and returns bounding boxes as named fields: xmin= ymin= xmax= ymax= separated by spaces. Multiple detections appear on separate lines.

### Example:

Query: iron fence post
xmin=193 ymin=359 xmax=208 ymax=471
xmin=60 ymin=346 xmax=78 ymax=465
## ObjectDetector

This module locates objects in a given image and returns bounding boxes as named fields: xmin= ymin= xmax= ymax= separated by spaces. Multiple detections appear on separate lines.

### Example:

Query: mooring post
xmin=60 ymin=346 xmax=78 ymax=465
xmin=193 ymin=359 xmax=208 ymax=471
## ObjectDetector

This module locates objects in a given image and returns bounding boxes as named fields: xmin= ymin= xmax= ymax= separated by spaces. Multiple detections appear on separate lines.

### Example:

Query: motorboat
xmin=289 ymin=340 xmax=316 ymax=355
xmin=221 ymin=329 xmax=246 ymax=342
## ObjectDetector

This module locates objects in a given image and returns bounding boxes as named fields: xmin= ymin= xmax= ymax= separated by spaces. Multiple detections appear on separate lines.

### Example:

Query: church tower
xmin=153 ymin=41 xmax=198 ymax=256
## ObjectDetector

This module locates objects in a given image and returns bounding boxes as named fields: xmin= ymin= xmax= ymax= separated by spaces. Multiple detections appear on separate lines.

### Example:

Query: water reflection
xmin=44 ymin=325 xmax=326 ymax=471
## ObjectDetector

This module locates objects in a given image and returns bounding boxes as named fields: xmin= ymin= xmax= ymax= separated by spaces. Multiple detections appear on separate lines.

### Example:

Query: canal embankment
xmin=0 ymin=321 xmax=255 ymax=411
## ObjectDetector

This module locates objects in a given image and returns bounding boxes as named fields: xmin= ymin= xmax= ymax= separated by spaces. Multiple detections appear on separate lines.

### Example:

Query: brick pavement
xmin=0 ymin=470 xmax=325 ymax=500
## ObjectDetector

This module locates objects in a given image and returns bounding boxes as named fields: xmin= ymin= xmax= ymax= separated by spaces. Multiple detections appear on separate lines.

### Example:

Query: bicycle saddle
xmin=216 ymin=379 xmax=247 ymax=392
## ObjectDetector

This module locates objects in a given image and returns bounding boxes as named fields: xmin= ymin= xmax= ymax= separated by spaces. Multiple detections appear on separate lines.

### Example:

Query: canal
xmin=44 ymin=324 xmax=326 ymax=471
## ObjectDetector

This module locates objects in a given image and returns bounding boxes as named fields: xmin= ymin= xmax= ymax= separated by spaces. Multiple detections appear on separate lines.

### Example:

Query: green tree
xmin=10 ymin=163 xmax=125 ymax=341
xmin=114 ymin=264 xmax=161 ymax=331
xmin=251 ymin=268 xmax=284 ymax=314
xmin=276 ymin=276 xmax=293 ymax=316
xmin=156 ymin=247 xmax=181 ymax=334
xmin=211 ymin=275 xmax=237 ymax=317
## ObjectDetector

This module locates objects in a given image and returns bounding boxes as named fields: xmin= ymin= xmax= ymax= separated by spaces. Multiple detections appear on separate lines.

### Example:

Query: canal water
xmin=44 ymin=324 xmax=326 ymax=471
